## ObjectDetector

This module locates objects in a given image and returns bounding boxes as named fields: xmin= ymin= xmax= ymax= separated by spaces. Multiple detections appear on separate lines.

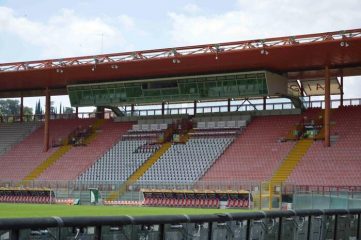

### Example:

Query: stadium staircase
xmin=22 ymin=145 xmax=72 ymax=181
xmin=106 ymin=142 xmax=172 ymax=201
xmin=270 ymin=139 xmax=313 ymax=183
xmin=287 ymin=106 xmax=361 ymax=186
xmin=199 ymin=115 xmax=300 ymax=183
xmin=22 ymin=119 xmax=105 ymax=181
xmin=0 ymin=119 xmax=94 ymax=181
xmin=38 ymin=119 xmax=131 ymax=180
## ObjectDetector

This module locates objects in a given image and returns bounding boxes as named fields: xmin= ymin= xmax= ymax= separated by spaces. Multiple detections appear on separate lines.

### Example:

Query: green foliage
xmin=0 ymin=99 xmax=20 ymax=115
xmin=0 ymin=99 xmax=33 ymax=116
xmin=35 ymin=100 xmax=43 ymax=115
xmin=24 ymin=107 xmax=33 ymax=115
xmin=64 ymin=107 xmax=74 ymax=114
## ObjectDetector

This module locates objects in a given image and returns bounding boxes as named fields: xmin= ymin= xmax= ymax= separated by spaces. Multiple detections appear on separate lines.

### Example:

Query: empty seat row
xmin=194 ymin=114 xmax=251 ymax=123
xmin=78 ymin=139 xmax=154 ymax=181
xmin=0 ymin=195 xmax=54 ymax=204
xmin=197 ymin=120 xmax=246 ymax=129
xmin=138 ymin=137 xmax=234 ymax=184
xmin=138 ymin=118 xmax=175 ymax=125
xmin=143 ymin=198 xmax=220 ymax=208
xmin=0 ymin=122 xmax=41 ymax=155
xmin=131 ymin=123 xmax=168 ymax=132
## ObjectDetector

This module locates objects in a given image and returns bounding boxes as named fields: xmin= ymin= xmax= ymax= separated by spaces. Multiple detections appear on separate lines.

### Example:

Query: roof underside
xmin=0 ymin=28 xmax=361 ymax=98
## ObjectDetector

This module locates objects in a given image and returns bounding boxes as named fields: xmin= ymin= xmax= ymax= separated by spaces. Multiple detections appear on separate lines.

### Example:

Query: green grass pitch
xmin=0 ymin=203 xmax=251 ymax=219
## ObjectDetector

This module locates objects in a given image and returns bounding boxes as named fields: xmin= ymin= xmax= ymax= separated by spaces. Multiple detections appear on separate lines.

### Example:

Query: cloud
xmin=117 ymin=14 xmax=135 ymax=29
xmin=168 ymin=0 xmax=361 ymax=45
xmin=183 ymin=3 xmax=201 ymax=14
xmin=0 ymin=7 xmax=134 ymax=59
xmin=167 ymin=0 xmax=361 ymax=98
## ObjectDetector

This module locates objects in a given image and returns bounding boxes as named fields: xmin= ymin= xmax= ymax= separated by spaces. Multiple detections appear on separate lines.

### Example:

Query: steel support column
xmin=96 ymin=106 xmax=105 ymax=119
xmin=227 ymin=98 xmax=231 ymax=112
xmin=194 ymin=100 xmax=197 ymax=116
xmin=75 ymin=107 xmax=78 ymax=118
xmin=340 ymin=73 xmax=344 ymax=107
xmin=263 ymin=96 xmax=267 ymax=110
xmin=43 ymin=88 xmax=50 ymax=152
xmin=324 ymin=66 xmax=331 ymax=147
xmin=20 ymin=95 xmax=24 ymax=122
xmin=131 ymin=104 xmax=135 ymax=116
xmin=161 ymin=102 xmax=165 ymax=116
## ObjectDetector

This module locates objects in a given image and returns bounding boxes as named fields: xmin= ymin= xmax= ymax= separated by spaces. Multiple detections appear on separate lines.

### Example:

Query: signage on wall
xmin=288 ymin=78 xmax=341 ymax=96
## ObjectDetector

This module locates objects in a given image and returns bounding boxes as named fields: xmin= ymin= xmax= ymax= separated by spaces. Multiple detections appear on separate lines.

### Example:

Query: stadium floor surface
xmin=0 ymin=204 xmax=251 ymax=219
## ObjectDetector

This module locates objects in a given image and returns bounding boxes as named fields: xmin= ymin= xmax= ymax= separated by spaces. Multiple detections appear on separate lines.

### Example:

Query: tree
xmin=0 ymin=99 xmax=33 ymax=116
xmin=50 ymin=101 xmax=56 ymax=114
xmin=24 ymin=107 xmax=33 ymax=115
xmin=35 ymin=100 xmax=43 ymax=115
xmin=0 ymin=99 xmax=20 ymax=115
xmin=64 ymin=107 xmax=74 ymax=114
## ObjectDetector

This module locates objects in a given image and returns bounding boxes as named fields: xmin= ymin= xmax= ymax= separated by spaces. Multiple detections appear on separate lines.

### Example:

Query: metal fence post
xmin=208 ymin=222 xmax=213 ymax=240
xmin=306 ymin=216 xmax=312 ymax=240
xmin=277 ymin=217 xmax=283 ymax=240
xmin=245 ymin=219 xmax=251 ymax=240
xmin=357 ymin=213 xmax=361 ymax=240
xmin=333 ymin=214 xmax=338 ymax=240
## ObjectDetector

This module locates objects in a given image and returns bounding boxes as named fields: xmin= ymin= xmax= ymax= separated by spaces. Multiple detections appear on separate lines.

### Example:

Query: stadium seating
xmin=0 ymin=122 xmax=40 ymax=155
xmin=78 ymin=139 xmax=155 ymax=182
xmin=38 ymin=120 xmax=132 ymax=180
xmin=0 ymin=119 xmax=94 ymax=180
xmin=287 ymin=106 xmax=361 ymax=186
xmin=0 ymin=188 xmax=55 ymax=204
xmin=199 ymin=115 xmax=300 ymax=184
xmin=137 ymin=137 xmax=234 ymax=184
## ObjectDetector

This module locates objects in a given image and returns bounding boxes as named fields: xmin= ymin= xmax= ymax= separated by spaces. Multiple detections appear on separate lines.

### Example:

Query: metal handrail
xmin=0 ymin=209 xmax=360 ymax=240
xmin=0 ymin=98 xmax=360 ymax=123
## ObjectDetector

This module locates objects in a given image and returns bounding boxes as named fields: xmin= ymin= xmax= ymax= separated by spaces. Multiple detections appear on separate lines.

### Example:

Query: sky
xmin=0 ymin=0 xmax=361 ymax=112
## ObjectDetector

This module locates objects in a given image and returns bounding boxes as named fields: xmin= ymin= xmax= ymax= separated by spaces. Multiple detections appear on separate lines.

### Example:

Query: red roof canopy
xmin=0 ymin=28 xmax=361 ymax=98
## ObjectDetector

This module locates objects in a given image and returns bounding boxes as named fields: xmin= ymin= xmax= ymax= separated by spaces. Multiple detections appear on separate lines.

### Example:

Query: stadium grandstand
xmin=0 ymin=27 xmax=361 ymax=215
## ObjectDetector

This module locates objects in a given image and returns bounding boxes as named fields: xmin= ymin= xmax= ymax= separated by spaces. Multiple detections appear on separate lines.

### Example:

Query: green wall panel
xmin=68 ymin=72 xmax=269 ymax=107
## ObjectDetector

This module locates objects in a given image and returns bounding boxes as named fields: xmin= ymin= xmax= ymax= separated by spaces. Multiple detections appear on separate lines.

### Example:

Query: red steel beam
xmin=0 ymin=28 xmax=360 ymax=72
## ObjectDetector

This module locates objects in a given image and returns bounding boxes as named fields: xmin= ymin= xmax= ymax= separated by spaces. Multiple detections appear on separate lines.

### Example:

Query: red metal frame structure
xmin=0 ymin=28 xmax=361 ymax=97
xmin=1 ymin=28 xmax=361 ymax=151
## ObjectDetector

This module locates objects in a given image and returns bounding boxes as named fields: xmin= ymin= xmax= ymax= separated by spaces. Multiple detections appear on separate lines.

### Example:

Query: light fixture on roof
xmin=91 ymin=66 xmax=96 ymax=71
xmin=111 ymin=64 xmax=118 ymax=69
xmin=340 ymin=41 xmax=349 ymax=47
xmin=260 ymin=49 xmax=269 ymax=55
xmin=56 ymin=69 xmax=63 ymax=74
xmin=213 ymin=44 xmax=222 ymax=60
xmin=172 ymin=59 xmax=181 ymax=64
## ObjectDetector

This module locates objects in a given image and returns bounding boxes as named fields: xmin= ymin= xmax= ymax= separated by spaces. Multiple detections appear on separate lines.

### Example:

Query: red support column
xmin=20 ymin=95 xmax=24 ymax=122
xmin=43 ymin=88 xmax=50 ymax=152
xmin=324 ymin=66 xmax=331 ymax=147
